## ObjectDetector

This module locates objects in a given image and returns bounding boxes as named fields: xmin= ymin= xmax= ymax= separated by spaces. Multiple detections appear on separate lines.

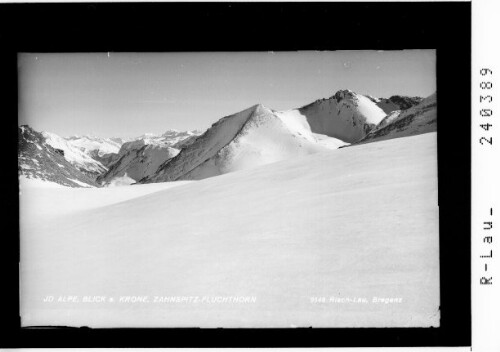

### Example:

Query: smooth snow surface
xmin=20 ymin=179 xmax=193 ymax=220
xmin=20 ymin=133 xmax=439 ymax=328
xmin=19 ymin=175 xmax=65 ymax=189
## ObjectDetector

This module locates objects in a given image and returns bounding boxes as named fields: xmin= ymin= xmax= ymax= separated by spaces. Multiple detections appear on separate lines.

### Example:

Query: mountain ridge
xmin=140 ymin=89 xmax=427 ymax=183
xmin=19 ymin=89 xmax=434 ymax=187
xmin=18 ymin=125 xmax=98 ymax=188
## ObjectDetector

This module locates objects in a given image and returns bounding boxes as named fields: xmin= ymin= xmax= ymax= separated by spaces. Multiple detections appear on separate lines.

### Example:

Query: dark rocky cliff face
xmin=387 ymin=95 xmax=423 ymax=110
xmin=89 ymin=149 xmax=120 ymax=169
xmin=18 ymin=125 xmax=99 ymax=187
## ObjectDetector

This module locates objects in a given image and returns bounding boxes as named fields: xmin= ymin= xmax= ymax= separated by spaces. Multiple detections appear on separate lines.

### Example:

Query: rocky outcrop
xmin=18 ymin=125 xmax=98 ymax=187
xmin=357 ymin=92 xmax=436 ymax=144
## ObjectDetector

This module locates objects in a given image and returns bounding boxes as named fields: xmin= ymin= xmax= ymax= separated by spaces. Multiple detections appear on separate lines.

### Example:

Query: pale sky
xmin=18 ymin=50 xmax=436 ymax=138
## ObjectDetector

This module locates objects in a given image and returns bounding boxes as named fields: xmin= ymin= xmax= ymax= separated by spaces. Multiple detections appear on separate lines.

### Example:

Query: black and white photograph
xmin=1 ymin=0 xmax=477 ymax=348
xmin=18 ymin=50 xmax=439 ymax=328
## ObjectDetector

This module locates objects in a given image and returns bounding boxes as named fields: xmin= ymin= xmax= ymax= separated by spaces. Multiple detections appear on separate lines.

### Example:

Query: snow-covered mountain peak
xmin=45 ymin=133 xmax=123 ymax=163
xmin=333 ymin=89 xmax=357 ymax=102
xmin=252 ymin=102 xmax=267 ymax=110
xmin=141 ymin=88 xmax=431 ymax=183
xmin=141 ymin=101 xmax=347 ymax=182
xmin=138 ymin=132 xmax=160 ymax=138
xmin=97 ymin=128 xmax=203 ymax=186
xmin=161 ymin=129 xmax=180 ymax=136
xmin=20 ymin=89 xmax=436 ymax=188
xmin=243 ymin=103 xmax=274 ymax=122
xmin=295 ymin=89 xmax=388 ymax=142
xmin=41 ymin=131 xmax=111 ymax=176
xmin=161 ymin=129 xmax=201 ymax=139
xmin=20 ymin=125 xmax=203 ymax=187
xmin=67 ymin=134 xmax=104 ymax=141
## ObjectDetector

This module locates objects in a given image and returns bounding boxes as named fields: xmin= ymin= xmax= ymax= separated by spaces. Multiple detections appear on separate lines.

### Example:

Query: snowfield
xmin=20 ymin=178 xmax=193 ymax=220
xmin=20 ymin=133 xmax=439 ymax=328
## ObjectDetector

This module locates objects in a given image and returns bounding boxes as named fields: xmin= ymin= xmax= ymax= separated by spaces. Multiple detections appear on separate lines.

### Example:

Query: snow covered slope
xmin=20 ymin=132 xmax=439 ymax=328
xmin=65 ymin=135 xmax=122 ymax=156
xmin=18 ymin=125 xmax=98 ymax=188
xmin=42 ymin=132 xmax=110 ymax=177
xmin=357 ymin=92 xmax=437 ymax=144
xmin=142 ymin=104 xmax=346 ymax=182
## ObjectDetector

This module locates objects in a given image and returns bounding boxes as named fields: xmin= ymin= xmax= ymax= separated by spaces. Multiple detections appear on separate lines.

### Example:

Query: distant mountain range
xmin=18 ymin=89 xmax=436 ymax=187
xmin=19 ymin=126 xmax=99 ymax=187
xmin=19 ymin=128 xmax=201 ymax=187
xmin=96 ymin=130 xmax=200 ymax=186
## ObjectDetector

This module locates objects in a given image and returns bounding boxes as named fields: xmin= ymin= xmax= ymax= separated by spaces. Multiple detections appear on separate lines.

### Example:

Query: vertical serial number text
xmin=479 ymin=68 xmax=493 ymax=146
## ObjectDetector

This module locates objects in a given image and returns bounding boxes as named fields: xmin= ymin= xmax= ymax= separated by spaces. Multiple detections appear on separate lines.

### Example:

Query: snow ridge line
xmin=173 ymin=104 xmax=281 ymax=181
xmin=141 ymin=104 xmax=264 ymax=183
xmin=171 ymin=104 xmax=267 ymax=181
